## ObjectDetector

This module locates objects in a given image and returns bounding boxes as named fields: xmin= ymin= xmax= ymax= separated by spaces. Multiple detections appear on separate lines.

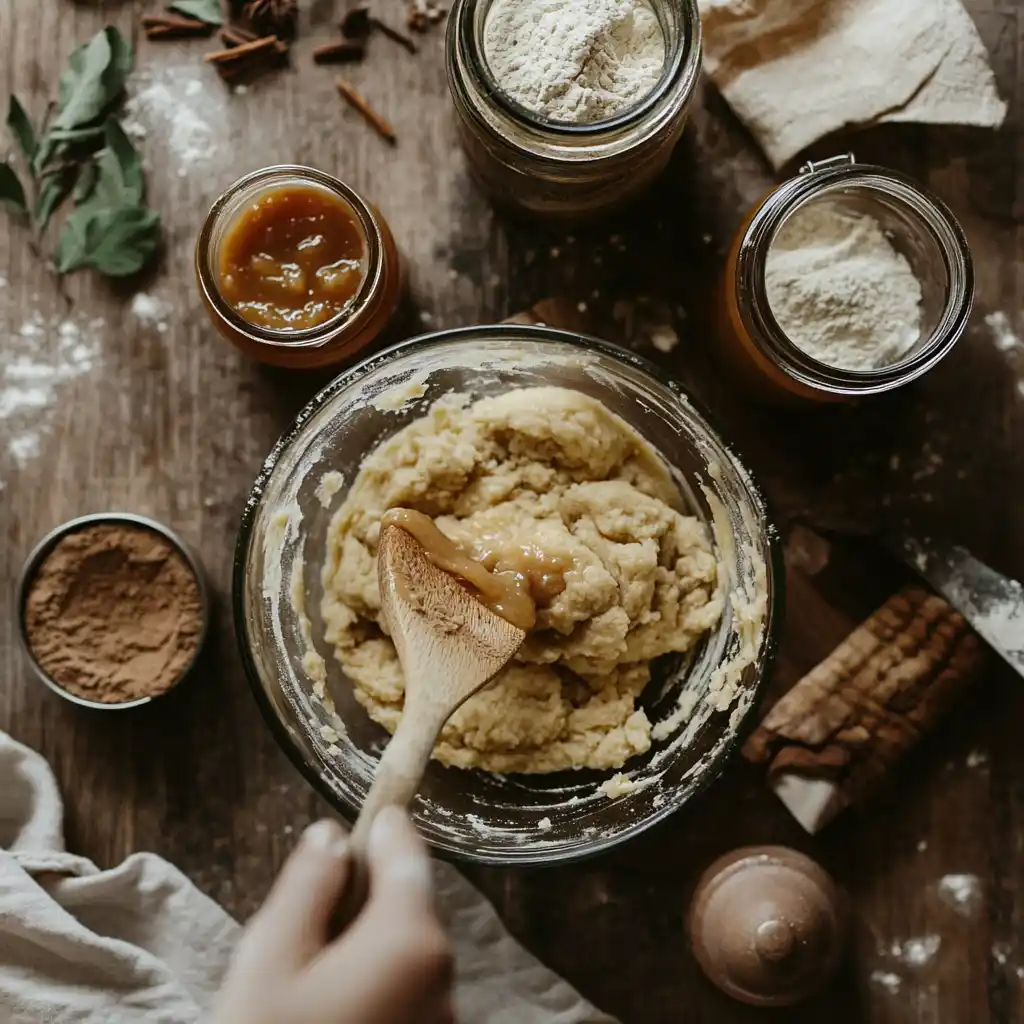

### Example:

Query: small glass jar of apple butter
xmin=196 ymin=165 xmax=402 ymax=369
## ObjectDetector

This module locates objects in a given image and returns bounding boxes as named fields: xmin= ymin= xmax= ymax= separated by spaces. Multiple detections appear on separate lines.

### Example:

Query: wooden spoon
xmin=338 ymin=523 xmax=526 ymax=921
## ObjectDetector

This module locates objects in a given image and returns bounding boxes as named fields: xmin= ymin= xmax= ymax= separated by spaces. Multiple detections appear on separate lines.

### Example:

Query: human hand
xmin=210 ymin=808 xmax=454 ymax=1024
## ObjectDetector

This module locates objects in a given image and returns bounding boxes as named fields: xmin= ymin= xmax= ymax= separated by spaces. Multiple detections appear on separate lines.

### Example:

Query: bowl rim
xmin=16 ymin=512 xmax=211 ymax=710
xmin=233 ymin=324 xmax=786 ymax=865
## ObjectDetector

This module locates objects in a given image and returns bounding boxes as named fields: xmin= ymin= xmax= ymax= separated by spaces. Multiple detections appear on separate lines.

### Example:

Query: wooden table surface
xmin=2 ymin=1 xmax=1023 ymax=1021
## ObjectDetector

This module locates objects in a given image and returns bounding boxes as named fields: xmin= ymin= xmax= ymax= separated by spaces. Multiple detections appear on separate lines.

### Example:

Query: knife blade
xmin=894 ymin=536 xmax=1024 ymax=681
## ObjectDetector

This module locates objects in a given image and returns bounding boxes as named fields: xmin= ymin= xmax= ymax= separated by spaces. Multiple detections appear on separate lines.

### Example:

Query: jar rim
xmin=734 ymin=159 xmax=975 ymax=397
xmin=196 ymin=164 xmax=386 ymax=352
xmin=448 ymin=0 xmax=702 ymax=156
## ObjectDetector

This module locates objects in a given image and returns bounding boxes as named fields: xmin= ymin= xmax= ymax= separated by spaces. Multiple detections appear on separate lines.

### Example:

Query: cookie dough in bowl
xmin=321 ymin=387 xmax=724 ymax=774
xmin=235 ymin=326 xmax=782 ymax=865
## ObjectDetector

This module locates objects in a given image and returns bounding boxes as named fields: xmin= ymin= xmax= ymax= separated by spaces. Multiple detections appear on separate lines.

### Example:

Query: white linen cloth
xmin=0 ymin=732 xmax=616 ymax=1023
xmin=699 ymin=0 xmax=1008 ymax=168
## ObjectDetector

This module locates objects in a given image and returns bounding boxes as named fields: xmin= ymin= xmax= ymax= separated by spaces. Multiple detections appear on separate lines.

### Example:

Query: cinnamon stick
xmin=142 ymin=14 xmax=215 ymax=38
xmin=369 ymin=16 xmax=417 ymax=54
xmin=205 ymin=35 xmax=288 ymax=82
xmin=205 ymin=34 xmax=278 ymax=62
xmin=313 ymin=40 xmax=366 ymax=64
xmin=220 ymin=24 xmax=259 ymax=47
xmin=335 ymin=77 xmax=396 ymax=144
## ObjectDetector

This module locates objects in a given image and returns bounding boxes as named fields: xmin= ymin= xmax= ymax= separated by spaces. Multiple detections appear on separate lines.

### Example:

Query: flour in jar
xmin=765 ymin=203 xmax=924 ymax=371
xmin=483 ymin=0 xmax=666 ymax=123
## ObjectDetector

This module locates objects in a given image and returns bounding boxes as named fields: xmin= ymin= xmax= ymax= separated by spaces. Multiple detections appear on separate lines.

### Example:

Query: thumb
xmin=306 ymin=808 xmax=452 ymax=1018
xmin=237 ymin=819 xmax=350 ymax=974
xmin=362 ymin=805 xmax=436 ymax=917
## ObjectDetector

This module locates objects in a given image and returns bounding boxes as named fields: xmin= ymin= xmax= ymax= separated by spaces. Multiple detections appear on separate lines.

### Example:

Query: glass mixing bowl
xmin=234 ymin=326 xmax=784 ymax=865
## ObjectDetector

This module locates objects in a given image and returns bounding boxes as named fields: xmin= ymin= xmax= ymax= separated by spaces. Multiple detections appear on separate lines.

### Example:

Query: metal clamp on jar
xmin=445 ymin=0 xmax=702 ymax=222
xmin=715 ymin=154 xmax=974 ymax=404
xmin=196 ymin=165 xmax=403 ymax=370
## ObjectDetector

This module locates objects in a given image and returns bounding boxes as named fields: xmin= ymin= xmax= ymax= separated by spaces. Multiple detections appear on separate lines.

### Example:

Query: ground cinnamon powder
xmin=23 ymin=522 xmax=204 ymax=704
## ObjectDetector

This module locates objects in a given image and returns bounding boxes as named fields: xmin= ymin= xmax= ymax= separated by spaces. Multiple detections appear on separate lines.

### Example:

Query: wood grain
xmin=1 ymin=1 xmax=1022 ymax=1021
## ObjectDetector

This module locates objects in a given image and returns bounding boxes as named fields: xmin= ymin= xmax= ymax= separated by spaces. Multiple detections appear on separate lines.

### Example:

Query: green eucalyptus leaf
xmin=43 ymin=125 xmax=107 ymax=145
xmin=72 ymin=123 xmax=144 ymax=220
xmin=56 ymin=204 xmax=160 ymax=277
xmin=55 ymin=207 xmax=90 ymax=273
xmin=7 ymin=96 xmax=36 ymax=160
xmin=34 ymin=166 xmax=76 ymax=230
xmin=32 ymin=124 xmax=107 ymax=182
xmin=103 ymin=118 xmax=143 ymax=202
xmin=55 ymin=27 xmax=133 ymax=133
xmin=167 ymin=0 xmax=223 ymax=25
xmin=55 ymin=31 xmax=111 ymax=127
xmin=73 ymin=159 xmax=99 ymax=204
xmin=74 ymin=150 xmax=125 ymax=216
xmin=0 ymin=161 xmax=27 ymax=213
xmin=31 ymin=138 xmax=55 ymax=178
xmin=105 ymin=27 xmax=134 ymax=88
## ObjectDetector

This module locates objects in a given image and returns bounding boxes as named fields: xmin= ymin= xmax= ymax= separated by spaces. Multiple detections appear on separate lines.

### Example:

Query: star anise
xmin=242 ymin=0 xmax=298 ymax=41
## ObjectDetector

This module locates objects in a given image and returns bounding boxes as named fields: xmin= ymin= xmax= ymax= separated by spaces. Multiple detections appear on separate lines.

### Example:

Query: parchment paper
xmin=699 ymin=0 xmax=1007 ymax=168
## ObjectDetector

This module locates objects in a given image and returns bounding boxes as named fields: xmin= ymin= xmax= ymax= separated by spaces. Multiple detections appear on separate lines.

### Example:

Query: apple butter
xmin=217 ymin=184 xmax=366 ymax=332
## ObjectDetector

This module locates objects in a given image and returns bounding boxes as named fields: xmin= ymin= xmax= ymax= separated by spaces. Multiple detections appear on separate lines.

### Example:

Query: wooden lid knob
xmin=688 ymin=846 xmax=845 ymax=1007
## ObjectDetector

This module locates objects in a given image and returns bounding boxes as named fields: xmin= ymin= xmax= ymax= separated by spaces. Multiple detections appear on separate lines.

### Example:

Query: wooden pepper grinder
xmin=688 ymin=846 xmax=846 ymax=1007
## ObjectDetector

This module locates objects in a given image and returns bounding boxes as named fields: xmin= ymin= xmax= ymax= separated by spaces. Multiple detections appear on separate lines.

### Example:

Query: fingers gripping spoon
xmin=336 ymin=523 xmax=526 ymax=923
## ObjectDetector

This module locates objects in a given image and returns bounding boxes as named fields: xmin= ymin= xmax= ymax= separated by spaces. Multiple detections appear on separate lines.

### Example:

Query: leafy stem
xmin=1 ymin=25 xmax=161 ymax=279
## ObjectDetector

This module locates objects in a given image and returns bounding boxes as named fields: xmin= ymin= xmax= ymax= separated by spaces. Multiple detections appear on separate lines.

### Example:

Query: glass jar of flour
xmin=716 ymin=154 xmax=974 ymax=405
xmin=446 ymin=0 xmax=702 ymax=221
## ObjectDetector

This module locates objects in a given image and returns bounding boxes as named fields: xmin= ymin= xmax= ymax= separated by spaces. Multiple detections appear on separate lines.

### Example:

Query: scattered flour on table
xmin=986 ymin=310 xmax=1022 ymax=354
xmin=123 ymin=65 xmax=224 ymax=178
xmin=765 ymin=203 xmax=923 ymax=371
xmin=937 ymin=873 xmax=983 ymax=916
xmin=871 ymin=970 xmax=903 ymax=995
xmin=984 ymin=311 xmax=1024 ymax=398
xmin=130 ymin=292 xmax=170 ymax=334
xmin=483 ymin=0 xmax=666 ymax=123
xmin=965 ymin=748 xmax=988 ymax=769
xmin=0 ymin=314 xmax=102 ymax=482
xmin=612 ymin=297 xmax=682 ymax=354
xmin=890 ymin=935 xmax=941 ymax=967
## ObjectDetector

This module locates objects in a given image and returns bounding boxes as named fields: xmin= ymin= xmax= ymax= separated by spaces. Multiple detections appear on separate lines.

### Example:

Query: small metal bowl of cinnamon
xmin=16 ymin=513 xmax=210 ymax=710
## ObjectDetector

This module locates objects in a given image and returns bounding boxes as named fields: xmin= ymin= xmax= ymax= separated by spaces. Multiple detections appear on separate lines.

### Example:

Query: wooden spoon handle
xmin=352 ymin=717 xmax=439 ymax=851
xmin=333 ymin=711 xmax=441 ymax=929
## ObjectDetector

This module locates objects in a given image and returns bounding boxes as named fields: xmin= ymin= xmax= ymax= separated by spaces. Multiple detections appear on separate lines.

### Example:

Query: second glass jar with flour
xmin=446 ymin=0 xmax=702 ymax=221
xmin=716 ymin=155 xmax=974 ymax=404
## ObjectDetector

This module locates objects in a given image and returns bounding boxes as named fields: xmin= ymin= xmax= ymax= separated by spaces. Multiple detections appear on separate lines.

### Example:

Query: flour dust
xmin=123 ymin=63 xmax=229 ymax=179
xmin=0 ymin=313 xmax=103 ymax=488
